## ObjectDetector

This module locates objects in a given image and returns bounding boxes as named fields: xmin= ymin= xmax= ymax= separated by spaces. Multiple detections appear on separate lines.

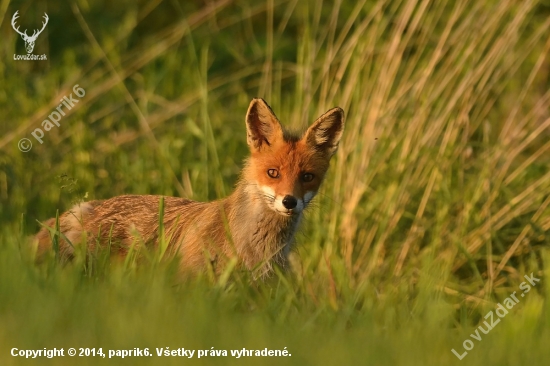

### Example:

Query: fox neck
xmin=225 ymin=179 xmax=301 ymax=275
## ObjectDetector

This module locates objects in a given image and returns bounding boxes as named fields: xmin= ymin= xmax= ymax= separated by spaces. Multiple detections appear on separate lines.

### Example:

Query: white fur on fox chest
xmin=231 ymin=186 xmax=301 ymax=272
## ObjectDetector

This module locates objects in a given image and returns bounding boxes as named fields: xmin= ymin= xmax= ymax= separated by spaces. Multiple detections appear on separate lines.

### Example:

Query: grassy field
xmin=1 ymin=0 xmax=550 ymax=364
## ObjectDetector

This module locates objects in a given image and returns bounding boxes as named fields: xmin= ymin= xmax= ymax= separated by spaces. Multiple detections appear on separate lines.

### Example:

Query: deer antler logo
xmin=11 ymin=11 xmax=49 ymax=54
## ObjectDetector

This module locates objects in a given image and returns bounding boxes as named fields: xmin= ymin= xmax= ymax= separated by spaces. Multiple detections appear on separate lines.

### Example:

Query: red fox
xmin=36 ymin=98 xmax=344 ymax=277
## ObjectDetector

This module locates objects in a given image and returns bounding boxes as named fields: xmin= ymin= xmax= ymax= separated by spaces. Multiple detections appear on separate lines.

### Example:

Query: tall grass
xmin=1 ymin=0 xmax=549 ymax=364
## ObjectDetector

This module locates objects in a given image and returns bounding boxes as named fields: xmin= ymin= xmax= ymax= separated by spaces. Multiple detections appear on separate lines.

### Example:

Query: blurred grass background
xmin=1 ymin=0 xmax=550 ymax=364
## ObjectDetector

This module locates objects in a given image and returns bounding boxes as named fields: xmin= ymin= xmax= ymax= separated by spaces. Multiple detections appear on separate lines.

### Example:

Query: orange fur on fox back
xmin=36 ymin=99 xmax=345 ymax=277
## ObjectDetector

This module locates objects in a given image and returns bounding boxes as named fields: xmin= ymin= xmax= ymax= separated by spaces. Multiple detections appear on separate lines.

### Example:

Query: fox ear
xmin=245 ymin=98 xmax=284 ymax=151
xmin=305 ymin=107 xmax=345 ymax=155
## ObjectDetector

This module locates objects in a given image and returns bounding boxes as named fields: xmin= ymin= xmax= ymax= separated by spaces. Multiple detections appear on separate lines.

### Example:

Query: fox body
xmin=36 ymin=98 xmax=344 ymax=276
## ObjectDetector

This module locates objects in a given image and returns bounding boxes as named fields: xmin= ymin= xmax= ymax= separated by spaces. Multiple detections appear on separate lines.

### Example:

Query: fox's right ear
xmin=245 ymin=98 xmax=284 ymax=152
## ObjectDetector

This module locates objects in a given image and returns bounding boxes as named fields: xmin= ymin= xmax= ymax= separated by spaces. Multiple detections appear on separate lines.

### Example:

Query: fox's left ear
xmin=305 ymin=107 xmax=345 ymax=156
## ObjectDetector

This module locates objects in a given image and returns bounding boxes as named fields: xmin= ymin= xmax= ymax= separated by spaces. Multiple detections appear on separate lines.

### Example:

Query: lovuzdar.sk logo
xmin=12 ymin=10 xmax=48 ymax=61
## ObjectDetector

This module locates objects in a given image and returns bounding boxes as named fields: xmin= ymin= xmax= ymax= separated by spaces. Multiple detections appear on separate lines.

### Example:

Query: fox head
xmin=244 ymin=98 xmax=344 ymax=217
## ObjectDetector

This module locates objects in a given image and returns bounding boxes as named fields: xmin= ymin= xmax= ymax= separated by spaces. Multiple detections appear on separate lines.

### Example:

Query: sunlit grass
xmin=1 ymin=0 xmax=549 ymax=364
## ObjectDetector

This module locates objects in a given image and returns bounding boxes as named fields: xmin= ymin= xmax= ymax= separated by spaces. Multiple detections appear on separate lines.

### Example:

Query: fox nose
xmin=282 ymin=195 xmax=298 ymax=209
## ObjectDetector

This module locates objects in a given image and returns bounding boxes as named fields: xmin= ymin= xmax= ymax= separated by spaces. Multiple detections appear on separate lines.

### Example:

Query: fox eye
xmin=267 ymin=169 xmax=279 ymax=178
xmin=302 ymin=173 xmax=314 ymax=182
